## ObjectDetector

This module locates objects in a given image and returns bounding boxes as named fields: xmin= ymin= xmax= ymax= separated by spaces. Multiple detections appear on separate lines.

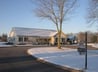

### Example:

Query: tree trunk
xmin=58 ymin=31 xmax=61 ymax=49
xmin=34 ymin=0 xmax=77 ymax=49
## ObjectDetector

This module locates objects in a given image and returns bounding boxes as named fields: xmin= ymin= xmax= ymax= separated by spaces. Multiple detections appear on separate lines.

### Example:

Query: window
xmin=19 ymin=37 xmax=23 ymax=42
xmin=62 ymin=38 xmax=65 ymax=43
xmin=24 ymin=37 xmax=28 ymax=42
xmin=55 ymin=38 xmax=65 ymax=43
xmin=55 ymin=38 xmax=58 ymax=42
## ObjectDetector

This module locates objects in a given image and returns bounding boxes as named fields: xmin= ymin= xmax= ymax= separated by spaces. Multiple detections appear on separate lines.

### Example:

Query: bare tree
xmin=34 ymin=0 xmax=77 ymax=49
xmin=91 ymin=35 xmax=97 ymax=43
xmin=77 ymin=32 xmax=85 ymax=42
xmin=1 ymin=34 xmax=7 ymax=42
xmin=0 ymin=36 xmax=1 ymax=41
xmin=87 ymin=0 xmax=98 ymax=26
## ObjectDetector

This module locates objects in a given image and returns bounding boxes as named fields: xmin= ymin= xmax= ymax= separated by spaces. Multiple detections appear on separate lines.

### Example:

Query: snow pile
xmin=28 ymin=47 xmax=98 ymax=72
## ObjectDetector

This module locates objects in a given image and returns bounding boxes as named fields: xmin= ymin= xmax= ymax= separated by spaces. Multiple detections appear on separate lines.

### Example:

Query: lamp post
xmin=85 ymin=32 xmax=87 ymax=69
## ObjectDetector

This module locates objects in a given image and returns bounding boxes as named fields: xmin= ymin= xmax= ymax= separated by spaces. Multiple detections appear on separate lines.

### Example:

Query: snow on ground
xmin=0 ymin=42 xmax=47 ymax=47
xmin=0 ymin=42 xmax=13 ymax=47
xmin=88 ymin=43 xmax=98 ymax=48
xmin=27 ymin=47 xmax=75 ymax=54
xmin=92 ymin=44 xmax=98 ymax=48
xmin=0 ymin=42 xmax=6 ymax=45
xmin=27 ymin=47 xmax=98 ymax=72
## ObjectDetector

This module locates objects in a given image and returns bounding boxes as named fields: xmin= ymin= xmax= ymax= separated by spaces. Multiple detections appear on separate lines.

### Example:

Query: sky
xmin=0 ymin=0 xmax=97 ymax=35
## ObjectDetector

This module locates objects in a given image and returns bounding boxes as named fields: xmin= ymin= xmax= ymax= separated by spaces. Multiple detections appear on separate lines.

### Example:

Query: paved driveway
xmin=0 ymin=46 xmax=69 ymax=72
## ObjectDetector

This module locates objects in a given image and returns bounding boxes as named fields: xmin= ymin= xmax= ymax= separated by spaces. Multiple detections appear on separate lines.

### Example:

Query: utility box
xmin=77 ymin=42 xmax=86 ymax=55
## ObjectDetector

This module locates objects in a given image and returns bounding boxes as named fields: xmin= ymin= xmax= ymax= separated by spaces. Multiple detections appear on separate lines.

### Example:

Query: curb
xmin=36 ymin=58 xmax=84 ymax=72
xmin=27 ymin=48 xmax=84 ymax=72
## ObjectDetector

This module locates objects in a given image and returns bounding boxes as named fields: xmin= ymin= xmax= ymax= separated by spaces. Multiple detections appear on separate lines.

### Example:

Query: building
xmin=8 ymin=27 xmax=67 ymax=45
xmin=66 ymin=35 xmax=77 ymax=44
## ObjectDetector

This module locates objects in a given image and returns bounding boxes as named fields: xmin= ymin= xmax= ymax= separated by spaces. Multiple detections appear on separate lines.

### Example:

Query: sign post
xmin=85 ymin=32 xmax=87 ymax=69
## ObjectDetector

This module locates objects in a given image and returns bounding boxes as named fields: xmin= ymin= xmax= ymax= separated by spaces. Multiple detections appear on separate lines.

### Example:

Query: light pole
xmin=85 ymin=32 xmax=87 ymax=69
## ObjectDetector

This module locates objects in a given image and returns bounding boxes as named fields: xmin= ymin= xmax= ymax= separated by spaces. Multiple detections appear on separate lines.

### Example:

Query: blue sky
xmin=0 ymin=0 xmax=97 ymax=35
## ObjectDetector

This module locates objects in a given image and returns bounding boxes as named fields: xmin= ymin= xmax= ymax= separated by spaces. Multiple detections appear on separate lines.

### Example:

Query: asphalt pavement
xmin=0 ymin=46 xmax=69 ymax=72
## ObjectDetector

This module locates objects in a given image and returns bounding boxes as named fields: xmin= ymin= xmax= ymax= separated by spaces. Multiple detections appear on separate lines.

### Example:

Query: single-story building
xmin=66 ymin=35 xmax=78 ymax=44
xmin=8 ymin=27 xmax=67 ymax=45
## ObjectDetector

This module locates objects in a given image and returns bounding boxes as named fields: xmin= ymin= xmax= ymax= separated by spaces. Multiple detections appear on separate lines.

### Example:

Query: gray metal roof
xmin=12 ymin=27 xmax=57 ymax=37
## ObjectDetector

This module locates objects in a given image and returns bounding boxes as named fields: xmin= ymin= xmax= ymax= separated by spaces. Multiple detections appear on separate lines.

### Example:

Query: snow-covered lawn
xmin=27 ymin=47 xmax=98 ymax=72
